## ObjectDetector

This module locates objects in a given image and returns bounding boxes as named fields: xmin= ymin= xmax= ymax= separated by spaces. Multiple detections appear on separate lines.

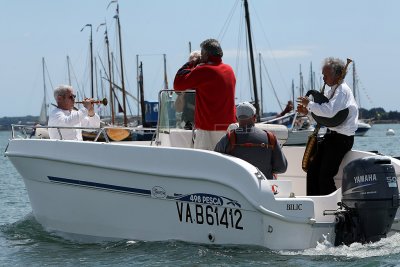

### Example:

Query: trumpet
xmin=75 ymin=98 xmax=108 ymax=106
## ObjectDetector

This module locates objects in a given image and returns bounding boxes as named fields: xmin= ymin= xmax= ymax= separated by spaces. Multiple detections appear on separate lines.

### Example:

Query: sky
xmin=1 ymin=0 xmax=399 ymax=117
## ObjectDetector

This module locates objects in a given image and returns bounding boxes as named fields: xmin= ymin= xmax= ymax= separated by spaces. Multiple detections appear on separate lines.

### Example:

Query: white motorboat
xmin=355 ymin=120 xmax=372 ymax=136
xmin=5 ymin=90 xmax=400 ymax=250
xmin=262 ymin=112 xmax=314 ymax=146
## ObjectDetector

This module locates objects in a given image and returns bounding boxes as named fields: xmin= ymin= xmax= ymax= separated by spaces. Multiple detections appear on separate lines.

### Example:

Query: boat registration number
xmin=176 ymin=202 xmax=243 ymax=230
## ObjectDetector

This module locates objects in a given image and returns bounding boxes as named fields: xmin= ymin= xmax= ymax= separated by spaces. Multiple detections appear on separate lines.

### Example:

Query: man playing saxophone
xmin=297 ymin=57 xmax=358 ymax=196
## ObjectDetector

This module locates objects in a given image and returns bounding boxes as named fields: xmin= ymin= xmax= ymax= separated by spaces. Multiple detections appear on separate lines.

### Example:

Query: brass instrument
xmin=301 ymin=58 xmax=353 ymax=172
xmin=75 ymin=98 xmax=108 ymax=106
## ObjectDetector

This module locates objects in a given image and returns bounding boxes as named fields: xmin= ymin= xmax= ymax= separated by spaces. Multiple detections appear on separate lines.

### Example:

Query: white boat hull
xmin=355 ymin=120 xmax=372 ymax=136
xmin=7 ymin=139 xmax=341 ymax=249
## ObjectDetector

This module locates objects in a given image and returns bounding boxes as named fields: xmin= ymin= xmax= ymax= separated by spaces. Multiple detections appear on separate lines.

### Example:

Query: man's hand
xmin=296 ymin=104 xmax=308 ymax=115
xmin=82 ymin=98 xmax=95 ymax=117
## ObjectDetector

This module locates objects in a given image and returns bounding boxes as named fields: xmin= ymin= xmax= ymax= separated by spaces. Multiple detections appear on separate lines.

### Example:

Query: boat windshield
xmin=157 ymin=90 xmax=196 ymax=133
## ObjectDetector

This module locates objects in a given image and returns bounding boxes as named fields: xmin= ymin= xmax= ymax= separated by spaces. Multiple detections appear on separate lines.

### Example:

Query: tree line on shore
xmin=1 ymin=108 xmax=400 ymax=130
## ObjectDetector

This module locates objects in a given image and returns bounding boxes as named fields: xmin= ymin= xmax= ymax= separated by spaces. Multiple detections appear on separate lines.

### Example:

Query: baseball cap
xmin=236 ymin=102 xmax=256 ymax=119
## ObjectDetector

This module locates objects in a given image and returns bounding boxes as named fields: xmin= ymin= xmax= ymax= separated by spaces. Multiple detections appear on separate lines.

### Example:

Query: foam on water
xmin=280 ymin=232 xmax=400 ymax=258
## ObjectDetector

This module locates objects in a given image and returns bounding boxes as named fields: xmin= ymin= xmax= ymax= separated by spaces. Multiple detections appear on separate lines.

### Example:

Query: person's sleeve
xmin=81 ymin=113 xmax=101 ymax=128
xmin=173 ymin=63 xmax=205 ymax=91
xmin=214 ymin=135 xmax=229 ymax=154
xmin=271 ymin=141 xmax=288 ymax=174
xmin=308 ymin=87 xmax=349 ymax=118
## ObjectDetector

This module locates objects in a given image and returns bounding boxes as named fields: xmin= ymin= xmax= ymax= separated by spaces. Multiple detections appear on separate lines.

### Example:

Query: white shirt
xmin=48 ymin=107 xmax=101 ymax=140
xmin=308 ymin=81 xmax=358 ymax=136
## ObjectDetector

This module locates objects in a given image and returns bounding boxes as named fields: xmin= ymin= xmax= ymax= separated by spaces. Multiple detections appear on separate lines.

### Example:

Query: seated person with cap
xmin=214 ymin=102 xmax=288 ymax=179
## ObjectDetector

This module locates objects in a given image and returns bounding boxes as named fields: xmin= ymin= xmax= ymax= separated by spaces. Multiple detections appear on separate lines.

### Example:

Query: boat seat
xmin=158 ymin=129 xmax=194 ymax=148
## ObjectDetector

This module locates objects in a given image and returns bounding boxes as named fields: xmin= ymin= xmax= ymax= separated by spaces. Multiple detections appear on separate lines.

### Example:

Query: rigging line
xmin=250 ymin=1 xmax=289 ymax=93
xmin=234 ymin=3 xmax=244 ymax=77
xmin=68 ymin=58 xmax=83 ymax=96
xmin=245 ymin=27 xmax=254 ymax=101
xmin=109 ymin=36 xmax=130 ymax=97
xmin=353 ymin=66 xmax=374 ymax=107
xmin=96 ymin=51 xmax=109 ymax=80
xmin=234 ymin=3 xmax=245 ymax=101
xmin=357 ymin=77 xmax=374 ymax=107
xmin=110 ymin=53 xmax=134 ymax=116
xmin=111 ymin=53 xmax=122 ymax=88
xmin=261 ymin=57 xmax=283 ymax=110
xmin=218 ymin=0 xmax=240 ymax=41
xmin=79 ymin=41 xmax=92 ymax=98
xmin=43 ymin=60 xmax=54 ymax=94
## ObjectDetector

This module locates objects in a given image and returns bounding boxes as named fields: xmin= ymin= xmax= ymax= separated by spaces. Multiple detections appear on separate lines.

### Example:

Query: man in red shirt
xmin=174 ymin=39 xmax=236 ymax=150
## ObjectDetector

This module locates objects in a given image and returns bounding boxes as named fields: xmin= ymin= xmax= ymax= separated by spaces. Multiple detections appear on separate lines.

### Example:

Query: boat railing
xmin=10 ymin=124 xmax=156 ymax=143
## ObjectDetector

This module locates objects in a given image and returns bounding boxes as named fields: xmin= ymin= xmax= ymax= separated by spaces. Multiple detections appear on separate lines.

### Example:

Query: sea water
xmin=1 ymin=124 xmax=400 ymax=266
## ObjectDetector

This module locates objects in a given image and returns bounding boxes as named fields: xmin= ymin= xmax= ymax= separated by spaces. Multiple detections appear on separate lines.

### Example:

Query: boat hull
xmin=6 ymin=139 xmax=335 ymax=250
xmin=355 ymin=121 xmax=371 ymax=136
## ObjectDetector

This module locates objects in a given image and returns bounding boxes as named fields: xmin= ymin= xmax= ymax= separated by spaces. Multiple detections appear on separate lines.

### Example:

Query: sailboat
xmin=353 ymin=62 xmax=371 ymax=136
xmin=34 ymin=57 xmax=50 ymax=139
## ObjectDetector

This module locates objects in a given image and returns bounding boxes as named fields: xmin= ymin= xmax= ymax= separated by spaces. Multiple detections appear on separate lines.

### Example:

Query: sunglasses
xmin=69 ymin=94 xmax=76 ymax=100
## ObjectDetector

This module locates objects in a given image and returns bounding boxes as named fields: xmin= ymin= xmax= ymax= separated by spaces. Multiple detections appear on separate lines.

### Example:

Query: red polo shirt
xmin=174 ymin=57 xmax=236 ymax=131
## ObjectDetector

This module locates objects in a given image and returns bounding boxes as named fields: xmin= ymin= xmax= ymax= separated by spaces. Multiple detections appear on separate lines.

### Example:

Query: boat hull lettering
xmin=176 ymin=202 xmax=243 ymax=230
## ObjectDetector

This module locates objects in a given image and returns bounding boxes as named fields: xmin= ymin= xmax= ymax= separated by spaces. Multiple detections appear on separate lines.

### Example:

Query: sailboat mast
xmin=139 ymin=62 xmax=146 ymax=127
xmin=80 ymin=24 xmax=94 ymax=98
xmin=299 ymin=64 xmax=304 ymax=96
xmin=89 ymin=25 xmax=94 ymax=98
xmin=163 ymin=54 xmax=169 ymax=89
xmin=115 ymin=4 xmax=128 ymax=126
xmin=352 ymin=61 xmax=356 ymax=102
xmin=258 ymin=53 xmax=263 ymax=116
xmin=243 ymin=0 xmax=260 ymax=120
xmin=291 ymin=79 xmax=295 ymax=105
xmin=310 ymin=62 xmax=314 ymax=91
xmin=352 ymin=61 xmax=362 ymax=119
xmin=67 ymin=55 xmax=72 ymax=85
xmin=136 ymin=54 xmax=140 ymax=117
xmin=42 ymin=57 xmax=47 ymax=118
xmin=104 ymin=27 xmax=115 ymax=125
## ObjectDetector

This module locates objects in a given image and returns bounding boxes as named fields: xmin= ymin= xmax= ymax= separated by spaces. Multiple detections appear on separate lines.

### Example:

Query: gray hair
xmin=188 ymin=50 xmax=201 ymax=61
xmin=323 ymin=57 xmax=347 ymax=79
xmin=200 ymin=39 xmax=223 ymax=57
xmin=54 ymin=85 xmax=73 ymax=100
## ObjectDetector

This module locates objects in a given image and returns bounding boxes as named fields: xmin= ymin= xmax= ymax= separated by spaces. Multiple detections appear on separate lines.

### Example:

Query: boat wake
xmin=280 ymin=232 xmax=400 ymax=258
xmin=0 ymin=213 xmax=67 ymax=245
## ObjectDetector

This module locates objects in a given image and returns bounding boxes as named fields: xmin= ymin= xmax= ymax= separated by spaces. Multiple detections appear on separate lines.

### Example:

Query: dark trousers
xmin=306 ymin=132 xmax=354 ymax=196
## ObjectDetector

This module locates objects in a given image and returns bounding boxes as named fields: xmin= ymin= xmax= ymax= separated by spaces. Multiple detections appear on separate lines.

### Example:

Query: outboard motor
xmin=334 ymin=156 xmax=399 ymax=246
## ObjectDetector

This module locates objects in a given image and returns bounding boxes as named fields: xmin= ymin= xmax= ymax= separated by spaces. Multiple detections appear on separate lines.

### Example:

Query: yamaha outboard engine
xmin=334 ymin=156 xmax=399 ymax=246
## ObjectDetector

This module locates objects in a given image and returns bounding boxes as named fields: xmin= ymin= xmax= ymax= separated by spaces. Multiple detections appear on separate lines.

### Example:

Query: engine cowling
xmin=335 ymin=156 xmax=399 ymax=245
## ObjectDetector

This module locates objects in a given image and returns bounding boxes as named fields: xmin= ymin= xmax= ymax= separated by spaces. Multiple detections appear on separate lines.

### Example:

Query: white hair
xmin=188 ymin=50 xmax=201 ymax=61
xmin=53 ymin=85 xmax=73 ymax=100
